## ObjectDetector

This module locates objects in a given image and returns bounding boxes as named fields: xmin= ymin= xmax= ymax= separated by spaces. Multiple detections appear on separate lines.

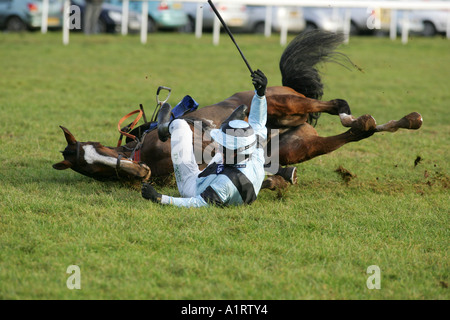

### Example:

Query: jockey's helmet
xmin=210 ymin=119 xmax=256 ymax=164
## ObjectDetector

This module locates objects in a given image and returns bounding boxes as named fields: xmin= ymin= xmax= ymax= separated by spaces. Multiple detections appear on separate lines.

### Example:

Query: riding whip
xmin=207 ymin=0 xmax=254 ymax=75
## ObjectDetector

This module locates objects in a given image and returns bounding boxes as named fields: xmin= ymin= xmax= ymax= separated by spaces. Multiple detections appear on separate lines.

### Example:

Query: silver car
xmin=183 ymin=2 xmax=248 ymax=31
xmin=410 ymin=10 xmax=449 ymax=36
xmin=303 ymin=7 xmax=425 ymax=36
xmin=245 ymin=5 xmax=305 ymax=34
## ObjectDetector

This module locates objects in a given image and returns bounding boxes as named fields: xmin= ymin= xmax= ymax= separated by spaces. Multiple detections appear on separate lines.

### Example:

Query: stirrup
xmin=157 ymin=102 xmax=172 ymax=142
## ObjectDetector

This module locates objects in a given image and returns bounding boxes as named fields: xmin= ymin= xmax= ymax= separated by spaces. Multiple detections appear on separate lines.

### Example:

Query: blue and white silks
xmin=160 ymin=92 xmax=267 ymax=207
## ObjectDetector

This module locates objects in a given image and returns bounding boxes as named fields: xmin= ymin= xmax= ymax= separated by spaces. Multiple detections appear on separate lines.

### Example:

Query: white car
xmin=183 ymin=2 xmax=248 ymax=32
xmin=245 ymin=6 xmax=305 ymax=34
xmin=303 ymin=7 xmax=425 ymax=36
xmin=410 ymin=10 xmax=449 ymax=36
xmin=303 ymin=7 xmax=382 ymax=35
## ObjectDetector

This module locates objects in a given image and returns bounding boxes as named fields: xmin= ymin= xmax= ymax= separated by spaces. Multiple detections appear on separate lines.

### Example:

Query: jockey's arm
xmin=143 ymin=182 xmax=230 ymax=208
xmin=249 ymin=70 xmax=268 ymax=141
xmin=248 ymin=91 xmax=267 ymax=142
xmin=161 ymin=195 xmax=209 ymax=207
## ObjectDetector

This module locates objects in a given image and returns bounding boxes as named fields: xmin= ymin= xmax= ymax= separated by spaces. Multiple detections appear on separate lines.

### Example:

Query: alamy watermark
xmin=66 ymin=265 xmax=81 ymax=290
xmin=366 ymin=7 xmax=382 ymax=30
xmin=66 ymin=5 xmax=81 ymax=30
xmin=366 ymin=265 xmax=381 ymax=289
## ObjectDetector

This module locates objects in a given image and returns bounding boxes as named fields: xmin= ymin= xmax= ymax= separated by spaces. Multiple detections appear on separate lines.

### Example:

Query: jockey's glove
xmin=142 ymin=183 xmax=162 ymax=204
xmin=252 ymin=69 xmax=268 ymax=97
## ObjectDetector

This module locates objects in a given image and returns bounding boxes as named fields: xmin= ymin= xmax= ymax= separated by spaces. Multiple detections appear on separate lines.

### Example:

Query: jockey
xmin=141 ymin=69 xmax=268 ymax=207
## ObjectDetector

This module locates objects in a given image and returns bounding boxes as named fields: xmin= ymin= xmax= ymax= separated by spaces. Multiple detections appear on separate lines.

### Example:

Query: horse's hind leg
xmin=275 ymin=117 xmax=377 ymax=165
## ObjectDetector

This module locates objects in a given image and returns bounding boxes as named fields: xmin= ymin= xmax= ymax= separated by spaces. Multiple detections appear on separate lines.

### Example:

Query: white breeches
xmin=169 ymin=119 xmax=201 ymax=198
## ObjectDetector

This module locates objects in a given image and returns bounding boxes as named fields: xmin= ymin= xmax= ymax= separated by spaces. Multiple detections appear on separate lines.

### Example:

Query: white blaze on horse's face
xmin=82 ymin=144 xmax=132 ymax=166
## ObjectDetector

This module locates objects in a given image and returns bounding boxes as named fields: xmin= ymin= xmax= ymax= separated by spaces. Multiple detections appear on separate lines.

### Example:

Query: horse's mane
xmin=279 ymin=30 xmax=354 ymax=100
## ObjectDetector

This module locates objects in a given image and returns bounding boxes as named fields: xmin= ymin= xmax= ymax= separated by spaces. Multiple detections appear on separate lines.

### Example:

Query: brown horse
xmin=53 ymin=31 xmax=423 ymax=189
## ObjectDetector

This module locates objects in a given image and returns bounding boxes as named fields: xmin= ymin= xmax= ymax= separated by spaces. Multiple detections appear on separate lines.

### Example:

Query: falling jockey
xmin=141 ymin=70 xmax=268 ymax=207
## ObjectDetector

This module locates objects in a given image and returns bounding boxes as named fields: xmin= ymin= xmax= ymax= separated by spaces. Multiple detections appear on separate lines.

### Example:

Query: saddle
xmin=119 ymin=95 xmax=199 ymax=145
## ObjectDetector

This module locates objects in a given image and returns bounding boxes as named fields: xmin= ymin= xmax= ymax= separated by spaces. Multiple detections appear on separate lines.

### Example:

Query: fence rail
xmin=42 ymin=0 xmax=450 ymax=45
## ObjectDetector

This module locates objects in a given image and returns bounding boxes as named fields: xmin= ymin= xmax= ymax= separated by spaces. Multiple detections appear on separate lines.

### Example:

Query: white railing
xmin=174 ymin=0 xmax=450 ymax=45
xmin=52 ymin=0 xmax=450 ymax=45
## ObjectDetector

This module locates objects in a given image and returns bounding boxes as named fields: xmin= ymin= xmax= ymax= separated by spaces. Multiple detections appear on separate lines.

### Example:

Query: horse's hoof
xmin=276 ymin=166 xmax=298 ymax=184
xmin=335 ymin=99 xmax=351 ymax=115
xmin=404 ymin=112 xmax=423 ymax=130
xmin=261 ymin=175 xmax=289 ymax=190
xmin=140 ymin=163 xmax=152 ymax=182
xmin=353 ymin=114 xmax=377 ymax=132
xmin=262 ymin=179 xmax=276 ymax=190
xmin=286 ymin=167 xmax=298 ymax=184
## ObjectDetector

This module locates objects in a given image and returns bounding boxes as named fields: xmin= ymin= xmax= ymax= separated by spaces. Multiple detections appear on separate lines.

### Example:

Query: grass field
xmin=0 ymin=31 xmax=448 ymax=300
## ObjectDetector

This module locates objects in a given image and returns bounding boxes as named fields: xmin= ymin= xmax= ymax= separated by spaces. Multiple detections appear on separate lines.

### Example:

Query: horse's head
xmin=53 ymin=126 xmax=150 ymax=181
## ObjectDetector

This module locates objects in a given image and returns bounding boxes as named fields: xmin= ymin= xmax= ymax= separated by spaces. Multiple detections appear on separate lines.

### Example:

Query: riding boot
xmin=221 ymin=104 xmax=248 ymax=126
xmin=157 ymin=102 xmax=172 ymax=142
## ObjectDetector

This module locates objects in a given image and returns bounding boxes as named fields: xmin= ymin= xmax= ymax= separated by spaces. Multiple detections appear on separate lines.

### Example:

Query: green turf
xmin=0 ymin=32 xmax=448 ymax=300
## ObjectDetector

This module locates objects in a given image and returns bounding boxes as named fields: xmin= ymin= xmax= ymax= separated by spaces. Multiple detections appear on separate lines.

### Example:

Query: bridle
xmin=61 ymin=141 xmax=82 ymax=166
xmin=75 ymin=141 xmax=81 ymax=165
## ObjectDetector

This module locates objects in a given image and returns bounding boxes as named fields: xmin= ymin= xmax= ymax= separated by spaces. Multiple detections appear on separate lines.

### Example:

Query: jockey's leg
xmin=169 ymin=119 xmax=201 ymax=197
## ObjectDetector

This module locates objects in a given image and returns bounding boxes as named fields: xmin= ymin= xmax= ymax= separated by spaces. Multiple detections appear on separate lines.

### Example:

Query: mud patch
xmin=335 ymin=166 xmax=356 ymax=184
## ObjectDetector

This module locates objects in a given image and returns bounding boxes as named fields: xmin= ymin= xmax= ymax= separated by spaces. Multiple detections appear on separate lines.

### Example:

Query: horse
xmin=52 ymin=31 xmax=423 ymax=190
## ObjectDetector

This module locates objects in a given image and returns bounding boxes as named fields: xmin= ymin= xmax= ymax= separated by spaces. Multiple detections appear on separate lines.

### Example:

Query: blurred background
xmin=0 ymin=0 xmax=448 ymax=38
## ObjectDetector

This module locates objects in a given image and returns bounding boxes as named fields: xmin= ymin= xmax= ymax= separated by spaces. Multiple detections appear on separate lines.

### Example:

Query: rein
xmin=75 ymin=141 xmax=81 ymax=164
xmin=117 ymin=109 xmax=143 ymax=147
xmin=115 ymin=109 xmax=150 ymax=180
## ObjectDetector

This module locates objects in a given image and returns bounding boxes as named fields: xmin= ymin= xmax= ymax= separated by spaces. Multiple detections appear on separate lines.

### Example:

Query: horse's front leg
xmin=266 ymin=90 xmax=353 ymax=127
xmin=86 ymin=145 xmax=151 ymax=181
xmin=276 ymin=112 xmax=422 ymax=166
xmin=338 ymin=111 xmax=423 ymax=133
xmin=375 ymin=112 xmax=423 ymax=132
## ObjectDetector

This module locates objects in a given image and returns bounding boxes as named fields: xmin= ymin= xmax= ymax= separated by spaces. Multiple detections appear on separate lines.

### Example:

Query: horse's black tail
xmin=280 ymin=30 xmax=352 ymax=126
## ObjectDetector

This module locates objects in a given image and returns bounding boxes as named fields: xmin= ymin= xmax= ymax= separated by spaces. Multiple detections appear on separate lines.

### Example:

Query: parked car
xmin=303 ymin=7 xmax=425 ymax=36
xmin=0 ymin=0 xmax=63 ymax=31
xmin=183 ymin=2 xmax=248 ymax=32
xmin=106 ymin=0 xmax=187 ymax=32
xmin=303 ymin=7 xmax=343 ymax=33
xmin=72 ymin=0 xmax=141 ymax=33
xmin=245 ymin=5 xmax=305 ymax=34
xmin=410 ymin=10 xmax=448 ymax=36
